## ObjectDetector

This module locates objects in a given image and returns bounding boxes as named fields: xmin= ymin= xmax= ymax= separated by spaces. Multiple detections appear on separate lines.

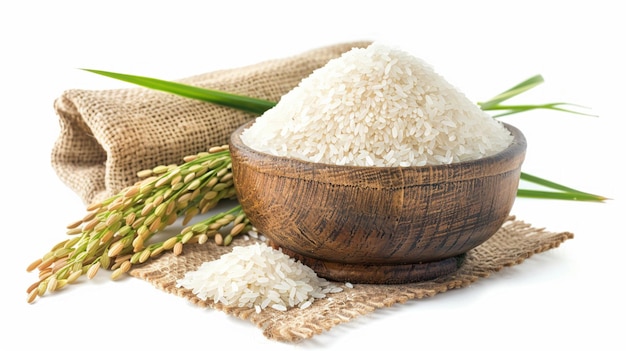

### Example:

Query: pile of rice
xmin=241 ymin=43 xmax=513 ymax=167
xmin=176 ymin=243 xmax=343 ymax=312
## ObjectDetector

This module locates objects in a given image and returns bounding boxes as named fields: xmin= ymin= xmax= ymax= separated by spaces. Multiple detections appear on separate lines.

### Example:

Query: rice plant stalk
xmin=26 ymin=147 xmax=253 ymax=303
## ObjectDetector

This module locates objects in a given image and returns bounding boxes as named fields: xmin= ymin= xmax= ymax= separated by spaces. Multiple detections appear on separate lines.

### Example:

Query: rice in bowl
xmin=241 ymin=42 xmax=513 ymax=167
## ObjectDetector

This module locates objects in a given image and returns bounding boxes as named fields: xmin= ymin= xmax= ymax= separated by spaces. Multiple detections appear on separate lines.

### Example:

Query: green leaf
xmin=484 ymin=103 xmax=597 ymax=118
xmin=478 ymin=74 xmax=545 ymax=110
xmin=478 ymin=74 xmax=596 ymax=118
xmin=81 ymin=69 xmax=276 ymax=115
xmin=519 ymin=172 xmax=607 ymax=201
xmin=517 ymin=189 xmax=607 ymax=202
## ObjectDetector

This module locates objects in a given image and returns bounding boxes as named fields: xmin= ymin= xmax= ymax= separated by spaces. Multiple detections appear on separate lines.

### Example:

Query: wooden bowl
xmin=229 ymin=120 xmax=526 ymax=284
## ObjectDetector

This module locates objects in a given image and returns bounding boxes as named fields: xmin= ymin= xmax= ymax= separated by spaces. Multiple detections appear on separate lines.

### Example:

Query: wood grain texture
xmin=230 ymin=120 xmax=526 ymax=283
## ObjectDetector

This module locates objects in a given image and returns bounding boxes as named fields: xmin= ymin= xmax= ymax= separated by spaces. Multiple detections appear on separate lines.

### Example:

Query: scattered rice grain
xmin=176 ymin=243 xmax=337 ymax=312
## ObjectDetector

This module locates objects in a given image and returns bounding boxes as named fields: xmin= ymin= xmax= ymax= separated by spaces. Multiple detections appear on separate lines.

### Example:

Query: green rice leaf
xmin=478 ymin=74 xmax=545 ymax=110
xmin=81 ymin=69 xmax=277 ymax=115
xmin=484 ymin=103 xmax=597 ymax=118
xmin=519 ymin=173 xmax=608 ymax=202
xmin=478 ymin=74 xmax=596 ymax=118
xmin=517 ymin=189 xmax=607 ymax=202
xmin=520 ymin=172 xmax=586 ymax=194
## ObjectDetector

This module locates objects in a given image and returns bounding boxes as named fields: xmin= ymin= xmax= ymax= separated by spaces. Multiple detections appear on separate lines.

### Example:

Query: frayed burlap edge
xmin=129 ymin=216 xmax=573 ymax=342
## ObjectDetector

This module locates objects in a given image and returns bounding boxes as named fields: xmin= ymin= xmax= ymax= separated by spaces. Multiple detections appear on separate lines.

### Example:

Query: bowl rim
xmin=230 ymin=120 xmax=526 ymax=186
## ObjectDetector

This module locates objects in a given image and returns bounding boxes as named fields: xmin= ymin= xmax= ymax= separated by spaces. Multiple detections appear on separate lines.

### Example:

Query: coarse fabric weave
xmin=51 ymin=41 xmax=372 ymax=205
xmin=129 ymin=216 xmax=573 ymax=342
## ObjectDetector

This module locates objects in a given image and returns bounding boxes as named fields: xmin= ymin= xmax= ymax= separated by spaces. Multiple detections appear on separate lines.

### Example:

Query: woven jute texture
xmin=130 ymin=216 xmax=573 ymax=343
xmin=51 ymin=41 xmax=372 ymax=205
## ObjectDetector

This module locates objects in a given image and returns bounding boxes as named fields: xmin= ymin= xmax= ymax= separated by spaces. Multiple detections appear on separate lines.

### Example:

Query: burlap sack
xmin=51 ymin=41 xmax=372 ymax=205
xmin=130 ymin=216 xmax=573 ymax=342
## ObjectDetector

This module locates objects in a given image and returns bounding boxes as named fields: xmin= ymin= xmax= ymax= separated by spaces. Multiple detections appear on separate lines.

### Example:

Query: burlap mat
xmin=51 ymin=41 xmax=372 ymax=205
xmin=129 ymin=216 xmax=573 ymax=342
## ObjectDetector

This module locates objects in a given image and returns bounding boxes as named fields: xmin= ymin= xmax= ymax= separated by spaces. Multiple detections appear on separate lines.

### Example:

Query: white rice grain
xmin=176 ymin=243 xmax=342 ymax=312
xmin=241 ymin=43 xmax=513 ymax=166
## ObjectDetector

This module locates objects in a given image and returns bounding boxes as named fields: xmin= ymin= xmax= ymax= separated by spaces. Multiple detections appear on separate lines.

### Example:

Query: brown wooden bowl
xmin=229 ymin=120 xmax=526 ymax=284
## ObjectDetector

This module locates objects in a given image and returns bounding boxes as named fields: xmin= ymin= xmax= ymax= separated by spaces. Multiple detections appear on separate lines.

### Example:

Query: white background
xmin=2 ymin=1 xmax=624 ymax=350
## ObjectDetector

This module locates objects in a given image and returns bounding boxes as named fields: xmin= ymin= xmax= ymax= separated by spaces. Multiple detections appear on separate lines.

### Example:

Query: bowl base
xmin=269 ymin=241 xmax=465 ymax=284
